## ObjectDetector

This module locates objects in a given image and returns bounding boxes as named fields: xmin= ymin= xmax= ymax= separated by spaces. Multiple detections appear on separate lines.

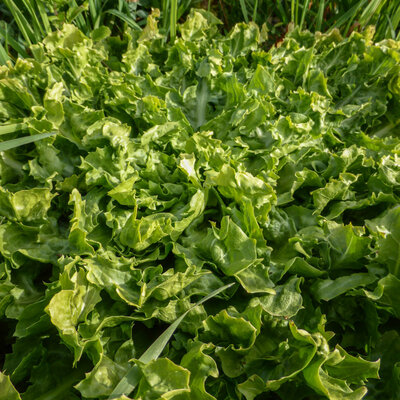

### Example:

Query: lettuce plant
xmin=0 ymin=10 xmax=400 ymax=399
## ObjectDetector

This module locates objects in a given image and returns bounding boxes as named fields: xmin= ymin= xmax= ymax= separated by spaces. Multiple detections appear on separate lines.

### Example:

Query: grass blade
xmin=162 ymin=0 xmax=170 ymax=30
xmin=359 ymin=0 xmax=387 ymax=26
xmin=105 ymin=9 xmax=141 ymax=30
xmin=315 ymin=0 xmax=325 ymax=32
xmin=276 ymin=0 xmax=289 ymax=24
xmin=108 ymin=366 xmax=141 ymax=400
xmin=89 ymin=0 xmax=98 ymax=28
xmin=239 ymin=0 xmax=249 ymax=23
xmin=291 ymin=0 xmax=296 ymax=24
xmin=330 ymin=0 xmax=368 ymax=32
xmin=0 ymin=42 xmax=11 ymax=64
xmin=384 ymin=14 xmax=395 ymax=39
xmin=391 ymin=3 xmax=400 ymax=31
xmin=108 ymin=282 xmax=235 ymax=399
xmin=140 ymin=282 xmax=235 ymax=363
xmin=0 ymin=123 xmax=27 ymax=135
xmin=69 ymin=0 xmax=89 ymax=33
xmin=3 ymin=0 xmax=36 ymax=45
xmin=196 ymin=78 xmax=208 ymax=129
xmin=177 ymin=0 xmax=193 ymax=21
xmin=0 ymin=132 xmax=55 ymax=152
xmin=252 ymin=0 xmax=259 ymax=22
xmin=36 ymin=0 xmax=52 ymax=35
xmin=376 ymin=1 xmax=400 ymax=39
xmin=170 ymin=0 xmax=177 ymax=42
xmin=0 ymin=26 xmax=29 ymax=58
xmin=19 ymin=0 xmax=45 ymax=39
xmin=299 ymin=0 xmax=311 ymax=30
xmin=90 ymin=0 xmax=107 ymax=29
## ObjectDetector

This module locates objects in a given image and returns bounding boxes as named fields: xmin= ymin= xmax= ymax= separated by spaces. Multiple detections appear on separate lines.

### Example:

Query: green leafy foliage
xmin=1 ymin=10 xmax=400 ymax=400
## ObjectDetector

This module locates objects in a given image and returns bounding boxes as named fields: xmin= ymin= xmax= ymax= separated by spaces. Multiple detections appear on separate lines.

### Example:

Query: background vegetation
xmin=0 ymin=0 xmax=399 ymax=66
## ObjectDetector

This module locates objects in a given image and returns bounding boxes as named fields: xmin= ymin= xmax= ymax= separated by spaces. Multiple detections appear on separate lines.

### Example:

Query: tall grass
xmin=0 ymin=0 xmax=202 ymax=64
xmin=0 ymin=0 xmax=149 ymax=63
xmin=0 ymin=0 xmax=398 ymax=66
xmin=170 ymin=0 xmax=178 ymax=42
xmin=213 ymin=0 xmax=399 ymax=41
